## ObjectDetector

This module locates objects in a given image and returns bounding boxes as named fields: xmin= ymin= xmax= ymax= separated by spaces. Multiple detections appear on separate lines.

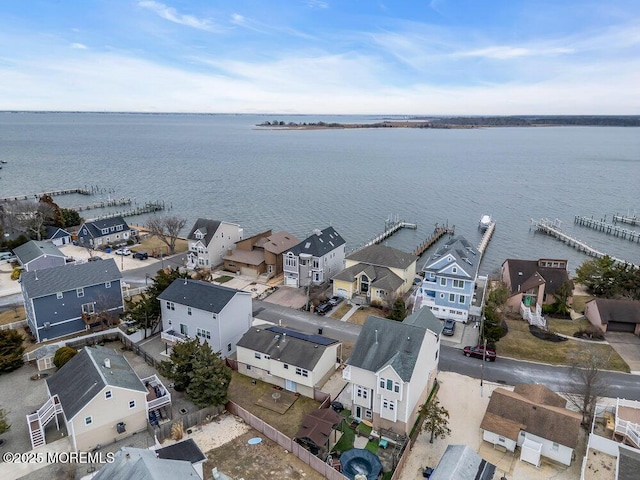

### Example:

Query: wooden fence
xmin=148 ymin=405 xmax=226 ymax=444
xmin=0 ymin=319 xmax=27 ymax=331
xmin=227 ymin=401 xmax=348 ymax=480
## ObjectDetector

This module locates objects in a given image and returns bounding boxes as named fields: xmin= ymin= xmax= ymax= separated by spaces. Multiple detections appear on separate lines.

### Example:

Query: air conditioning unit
xmin=43 ymin=322 xmax=51 ymax=329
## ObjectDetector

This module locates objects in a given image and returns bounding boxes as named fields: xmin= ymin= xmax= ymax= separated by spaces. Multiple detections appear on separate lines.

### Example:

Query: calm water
xmin=1 ymin=112 xmax=639 ymax=275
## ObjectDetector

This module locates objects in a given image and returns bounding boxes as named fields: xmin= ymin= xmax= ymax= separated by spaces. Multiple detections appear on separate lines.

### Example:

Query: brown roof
xmin=503 ymin=259 xmax=572 ymax=297
xmin=589 ymin=298 xmax=640 ymax=324
xmin=262 ymin=231 xmax=300 ymax=255
xmin=295 ymin=408 xmax=342 ymax=448
xmin=346 ymin=244 xmax=417 ymax=270
xmin=480 ymin=386 xmax=581 ymax=448
xmin=223 ymin=249 xmax=265 ymax=266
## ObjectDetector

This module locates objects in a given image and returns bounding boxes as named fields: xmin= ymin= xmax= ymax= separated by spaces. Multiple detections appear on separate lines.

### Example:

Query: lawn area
xmin=227 ymin=371 xmax=320 ymax=438
xmin=213 ymin=275 xmax=234 ymax=284
xmin=347 ymin=306 xmax=387 ymax=326
xmin=498 ymin=317 xmax=629 ymax=372
xmin=0 ymin=305 xmax=24 ymax=325
xmin=572 ymin=294 xmax=594 ymax=314
xmin=134 ymin=236 xmax=189 ymax=255
xmin=547 ymin=317 xmax=591 ymax=336
xmin=330 ymin=302 xmax=351 ymax=320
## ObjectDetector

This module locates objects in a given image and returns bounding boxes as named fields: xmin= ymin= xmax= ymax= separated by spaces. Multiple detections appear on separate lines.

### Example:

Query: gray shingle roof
xmin=186 ymin=218 xmax=222 ymax=246
xmin=430 ymin=444 xmax=496 ymax=480
xmin=403 ymin=307 xmax=443 ymax=334
xmin=346 ymin=315 xmax=428 ymax=381
xmin=346 ymin=244 xmax=417 ymax=270
xmin=285 ymin=227 xmax=345 ymax=258
xmin=45 ymin=226 xmax=71 ymax=240
xmin=157 ymin=279 xmax=244 ymax=313
xmin=237 ymin=326 xmax=339 ymax=371
xmin=423 ymin=236 xmax=480 ymax=280
xmin=46 ymin=346 xmax=146 ymax=421
xmin=80 ymin=216 xmax=130 ymax=238
xmin=14 ymin=240 xmax=65 ymax=264
xmin=20 ymin=258 xmax=122 ymax=299
xmin=332 ymin=264 xmax=404 ymax=292
xmin=619 ymin=445 xmax=640 ymax=480
xmin=93 ymin=448 xmax=200 ymax=480
xmin=503 ymin=258 xmax=572 ymax=297
xmin=588 ymin=298 xmax=640 ymax=324
xmin=156 ymin=438 xmax=206 ymax=464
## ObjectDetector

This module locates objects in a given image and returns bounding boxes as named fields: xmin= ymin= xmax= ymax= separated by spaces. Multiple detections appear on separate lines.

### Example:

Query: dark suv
xmin=463 ymin=345 xmax=497 ymax=361
xmin=315 ymin=302 xmax=332 ymax=316
xmin=442 ymin=319 xmax=456 ymax=336
xmin=132 ymin=251 xmax=149 ymax=260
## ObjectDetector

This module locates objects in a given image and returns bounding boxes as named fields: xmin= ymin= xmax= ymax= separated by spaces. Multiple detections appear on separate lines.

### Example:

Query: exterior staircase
xmin=520 ymin=302 xmax=546 ymax=328
xmin=26 ymin=395 xmax=63 ymax=449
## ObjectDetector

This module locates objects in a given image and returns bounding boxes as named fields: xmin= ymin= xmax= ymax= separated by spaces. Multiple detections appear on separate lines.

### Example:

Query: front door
xmin=285 ymin=379 xmax=297 ymax=392
xmin=355 ymin=406 xmax=363 ymax=420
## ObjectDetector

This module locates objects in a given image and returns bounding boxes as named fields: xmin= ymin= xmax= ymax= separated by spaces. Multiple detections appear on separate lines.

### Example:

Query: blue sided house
xmin=414 ymin=236 xmax=480 ymax=323
xmin=20 ymin=258 xmax=124 ymax=342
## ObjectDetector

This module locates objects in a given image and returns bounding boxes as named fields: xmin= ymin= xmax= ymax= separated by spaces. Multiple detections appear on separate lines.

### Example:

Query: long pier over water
xmin=574 ymin=215 xmax=640 ymax=243
xmin=413 ymin=224 xmax=455 ymax=256
xmin=0 ymin=188 xmax=91 ymax=203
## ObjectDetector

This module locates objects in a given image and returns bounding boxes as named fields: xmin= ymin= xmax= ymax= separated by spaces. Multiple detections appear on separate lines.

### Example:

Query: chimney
xmin=104 ymin=358 xmax=111 ymax=369
xmin=314 ymin=229 xmax=322 ymax=236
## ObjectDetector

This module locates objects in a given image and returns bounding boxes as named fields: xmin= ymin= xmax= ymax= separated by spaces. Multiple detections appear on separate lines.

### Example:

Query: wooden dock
xmin=0 ymin=187 xmax=92 ymax=203
xmin=70 ymin=197 xmax=133 ymax=212
xmin=477 ymin=220 xmax=496 ymax=254
xmin=531 ymin=218 xmax=638 ymax=268
xmin=412 ymin=224 xmax=455 ymax=256
xmin=350 ymin=218 xmax=417 ymax=253
xmin=613 ymin=213 xmax=640 ymax=226
xmin=574 ymin=215 xmax=640 ymax=243
xmin=86 ymin=202 xmax=165 ymax=222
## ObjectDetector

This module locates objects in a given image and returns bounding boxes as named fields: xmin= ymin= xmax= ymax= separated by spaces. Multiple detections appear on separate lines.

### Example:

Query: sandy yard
xmin=158 ymin=412 xmax=251 ymax=452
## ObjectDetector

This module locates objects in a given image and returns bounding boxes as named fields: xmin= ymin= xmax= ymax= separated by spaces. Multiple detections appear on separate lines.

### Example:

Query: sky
xmin=0 ymin=0 xmax=639 ymax=114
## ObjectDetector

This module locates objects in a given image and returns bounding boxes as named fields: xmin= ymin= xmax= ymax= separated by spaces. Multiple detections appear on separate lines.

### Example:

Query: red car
xmin=463 ymin=345 xmax=497 ymax=362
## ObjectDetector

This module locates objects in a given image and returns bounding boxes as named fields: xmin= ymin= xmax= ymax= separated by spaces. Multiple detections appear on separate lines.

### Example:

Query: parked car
xmin=442 ymin=319 xmax=456 ymax=336
xmin=315 ymin=302 xmax=332 ymax=316
xmin=0 ymin=252 xmax=15 ymax=262
xmin=87 ymin=256 xmax=103 ymax=262
xmin=114 ymin=247 xmax=131 ymax=256
xmin=328 ymin=296 xmax=343 ymax=307
xmin=132 ymin=251 xmax=148 ymax=260
xmin=463 ymin=345 xmax=497 ymax=362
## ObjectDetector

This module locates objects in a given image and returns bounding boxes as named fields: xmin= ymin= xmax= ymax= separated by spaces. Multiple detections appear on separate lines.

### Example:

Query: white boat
xmin=479 ymin=214 xmax=492 ymax=231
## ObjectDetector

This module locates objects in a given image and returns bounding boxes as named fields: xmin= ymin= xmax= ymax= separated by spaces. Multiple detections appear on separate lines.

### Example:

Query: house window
xmin=255 ymin=353 xmax=261 ymax=359
xmin=246 ymin=365 xmax=252 ymax=370
xmin=56 ymin=292 xmax=63 ymax=299
xmin=129 ymin=400 xmax=136 ymax=409
xmin=116 ymin=225 xmax=123 ymax=231
xmin=264 ymin=355 xmax=270 ymax=360
xmin=459 ymin=295 xmax=466 ymax=304
xmin=227 ymin=343 xmax=231 ymax=352
xmin=435 ymin=350 xmax=438 ymax=360
xmin=498 ymin=436 xmax=506 ymax=443
xmin=284 ymin=364 xmax=289 ymax=369
xmin=365 ymin=410 xmax=373 ymax=420
xmin=449 ymin=293 xmax=455 ymax=302
xmin=197 ymin=328 xmax=211 ymax=339
xmin=180 ymin=324 xmax=188 ymax=336
xmin=295 ymin=367 xmax=309 ymax=377
xmin=380 ymin=378 xmax=385 ymax=389
xmin=382 ymin=399 xmax=395 ymax=410
xmin=105 ymin=281 xmax=111 ymax=289
xmin=105 ymin=390 xmax=112 ymax=399
xmin=452 ymin=267 xmax=457 ymax=273
xmin=440 ymin=278 xmax=446 ymax=286
xmin=82 ymin=303 xmax=95 ymax=315
xmin=187 ymin=307 xmax=192 ymax=316
xmin=453 ymin=279 xmax=465 ymax=288
xmin=212 ymin=313 xmax=218 ymax=320
xmin=166 ymin=301 xmax=175 ymax=310
xmin=356 ymin=386 xmax=368 ymax=399
xmin=440 ymin=293 xmax=444 ymax=299
xmin=77 ymin=288 xmax=84 ymax=298
xmin=394 ymin=383 xmax=400 ymax=393
xmin=552 ymin=442 xmax=559 ymax=451
xmin=386 ymin=379 xmax=393 ymax=390
xmin=85 ymin=416 xmax=92 ymax=425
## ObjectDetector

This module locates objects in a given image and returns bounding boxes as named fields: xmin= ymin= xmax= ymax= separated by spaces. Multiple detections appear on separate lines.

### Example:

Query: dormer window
xmin=195 ymin=231 xmax=204 ymax=239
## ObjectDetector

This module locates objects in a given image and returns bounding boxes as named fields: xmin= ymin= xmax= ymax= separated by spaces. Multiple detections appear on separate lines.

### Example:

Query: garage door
xmin=336 ymin=288 xmax=348 ymax=298
xmin=240 ymin=266 xmax=258 ymax=277
xmin=285 ymin=276 xmax=297 ymax=286
xmin=608 ymin=322 xmax=636 ymax=333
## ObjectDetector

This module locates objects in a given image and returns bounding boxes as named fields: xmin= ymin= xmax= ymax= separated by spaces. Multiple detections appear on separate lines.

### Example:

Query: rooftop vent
xmin=104 ymin=358 xmax=111 ymax=369
xmin=314 ymin=229 xmax=322 ymax=236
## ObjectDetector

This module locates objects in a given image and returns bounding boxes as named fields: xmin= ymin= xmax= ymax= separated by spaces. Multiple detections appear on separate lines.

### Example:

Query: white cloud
xmin=138 ymin=1 xmax=221 ymax=32
xmin=453 ymin=46 xmax=574 ymax=60
xmin=70 ymin=43 xmax=88 ymax=50
xmin=306 ymin=0 xmax=328 ymax=9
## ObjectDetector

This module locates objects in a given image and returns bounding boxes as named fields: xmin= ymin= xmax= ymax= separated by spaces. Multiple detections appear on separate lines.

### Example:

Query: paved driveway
xmin=605 ymin=332 xmax=640 ymax=373
xmin=263 ymin=286 xmax=308 ymax=309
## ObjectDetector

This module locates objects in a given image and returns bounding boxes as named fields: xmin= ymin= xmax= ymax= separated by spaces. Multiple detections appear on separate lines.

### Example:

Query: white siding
xmin=205 ymin=222 xmax=243 ymax=268
xmin=518 ymin=431 xmax=574 ymax=466
xmin=483 ymin=430 xmax=517 ymax=452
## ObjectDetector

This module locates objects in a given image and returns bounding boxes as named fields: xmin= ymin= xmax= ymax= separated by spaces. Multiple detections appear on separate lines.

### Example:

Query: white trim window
xmin=356 ymin=386 xmax=369 ymax=399
xmin=105 ymin=390 xmax=112 ymax=399
xmin=166 ymin=301 xmax=175 ymax=310
xmin=453 ymin=279 xmax=465 ymax=289
xmin=85 ymin=416 xmax=93 ymax=425
xmin=440 ymin=278 xmax=446 ymax=286
xmin=197 ymin=328 xmax=211 ymax=340
xmin=77 ymin=288 xmax=84 ymax=298
xmin=382 ymin=398 xmax=395 ymax=411
xmin=56 ymin=292 xmax=63 ymax=299
xmin=129 ymin=400 xmax=136 ymax=409
xmin=105 ymin=281 xmax=111 ymax=289
xmin=82 ymin=302 xmax=95 ymax=315
xmin=295 ymin=367 xmax=309 ymax=378
xmin=459 ymin=295 xmax=466 ymax=304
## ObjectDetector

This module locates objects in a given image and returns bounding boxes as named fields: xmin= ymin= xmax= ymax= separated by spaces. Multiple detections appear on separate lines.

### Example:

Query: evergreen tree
xmin=53 ymin=346 xmax=78 ymax=369
xmin=387 ymin=298 xmax=407 ymax=321
xmin=159 ymin=338 xmax=200 ymax=391
xmin=421 ymin=397 xmax=451 ymax=443
xmin=186 ymin=343 xmax=232 ymax=408
xmin=0 ymin=330 xmax=25 ymax=373
xmin=0 ymin=407 xmax=10 ymax=435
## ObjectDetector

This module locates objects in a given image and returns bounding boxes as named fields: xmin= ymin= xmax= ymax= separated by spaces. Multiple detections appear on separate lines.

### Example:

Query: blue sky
xmin=0 ymin=0 xmax=638 ymax=114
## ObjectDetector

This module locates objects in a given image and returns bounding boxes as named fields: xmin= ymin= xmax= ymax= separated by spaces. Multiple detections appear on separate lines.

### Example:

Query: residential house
xmin=332 ymin=244 xmax=417 ymax=307
xmin=585 ymin=298 xmax=640 ymax=334
xmin=283 ymin=227 xmax=346 ymax=287
xmin=430 ymin=444 xmax=497 ymax=480
xmin=155 ymin=438 xmax=207 ymax=479
xmin=480 ymin=384 xmax=581 ymax=466
xmin=342 ymin=307 xmax=442 ymax=435
xmin=76 ymin=216 xmax=131 ymax=248
xmin=28 ymin=346 xmax=170 ymax=451
xmin=21 ymin=258 xmax=124 ymax=342
xmin=294 ymin=407 xmax=343 ymax=455
xmin=501 ymin=258 xmax=572 ymax=309
xmin=91 ymin=446 xmax=198 ymax=480
xmin=236 ymin=325 xmax=341 ymax=398
xmin=158 ymin=279 xmax=252 ymax=358
xmin=186 ymin=218 xmax=243 ymax=270
xmin=45 ymin=226 xmax=72 ymax=246
xmin=14 ymin=240 xmax=67 ymax=272
xmin=223 ymin=229 xmax=300 ymax=278
xmin=414 ymin=236 xmax=479 ymax=323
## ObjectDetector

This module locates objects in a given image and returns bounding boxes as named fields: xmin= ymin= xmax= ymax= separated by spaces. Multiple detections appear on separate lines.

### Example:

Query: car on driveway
xmin=115 ymin=247 xmax=131 ymax=256
xmin=463 ymin=345 xmax=496 ymax=362
xmin=328 ymin=296 xmax=343 ymax=307
xmin=132 ymin=251 xmax=148 ymax=260
xmin=315 ymin=302 xmax=332 ymax=316
xmin=442 ymin=319 xmax=456 ymax=336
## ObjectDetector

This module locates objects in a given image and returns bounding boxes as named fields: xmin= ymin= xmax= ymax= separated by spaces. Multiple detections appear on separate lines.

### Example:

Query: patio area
xmin=255 ymin=388 xmax=299 ymax=414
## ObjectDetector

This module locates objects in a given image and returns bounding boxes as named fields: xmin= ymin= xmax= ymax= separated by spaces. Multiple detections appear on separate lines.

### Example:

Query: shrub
xmin=53 ymin=346 xmax=78 ymax=369
xmin=10 ymin=267 xmax=22 ymax=281
xmin=573 ymin=325 xmax=606 ymax=341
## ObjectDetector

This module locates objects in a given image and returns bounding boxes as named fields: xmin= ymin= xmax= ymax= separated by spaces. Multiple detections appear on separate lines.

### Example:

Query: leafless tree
xmin=565 ymin=349 xmax=609 ymax=429
xmin=145 ymin=215 xmax=186 ymax=254
xmin=0 ymin=200 xmax=55 ymax=240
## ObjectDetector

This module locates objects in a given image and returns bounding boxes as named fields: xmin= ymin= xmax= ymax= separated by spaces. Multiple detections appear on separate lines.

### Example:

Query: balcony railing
xmin=161 ymin=330 xmax=186 ymax=344
xmin=142 ymin=374 xmax=172 ymax=412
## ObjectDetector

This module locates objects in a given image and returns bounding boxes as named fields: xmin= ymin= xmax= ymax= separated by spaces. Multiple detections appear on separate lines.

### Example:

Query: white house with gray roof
xmin=14 ymin=239 xmax=67 ymax=272
xmin=20 ymin=258 xmax=124 ymax=342
xmin=342 ymin=307 xmax=442 ymax=436
xmin=158 ymin=279 xmax=252 ymax=358
xmin=236 ymin=325 xmax=341 ymax=398
xmin=414 ymin=236 xmax=480 ymax=323
xmin=28 ymin=346 xmax=170 ymax=451
xmin=283 ymin=226 xmax=346 ymax=287
xmin=186 ymin=218 xmax=243 ymax=270
xmin=76 ymin=216 xmax=131 ymax=248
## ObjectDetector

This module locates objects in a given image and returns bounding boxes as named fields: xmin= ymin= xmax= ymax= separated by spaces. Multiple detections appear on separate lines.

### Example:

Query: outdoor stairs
xmin=520 ymin=302 xmax=546 ymax=328
xmin=26 ymin=395 xmax=63 ymax=449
